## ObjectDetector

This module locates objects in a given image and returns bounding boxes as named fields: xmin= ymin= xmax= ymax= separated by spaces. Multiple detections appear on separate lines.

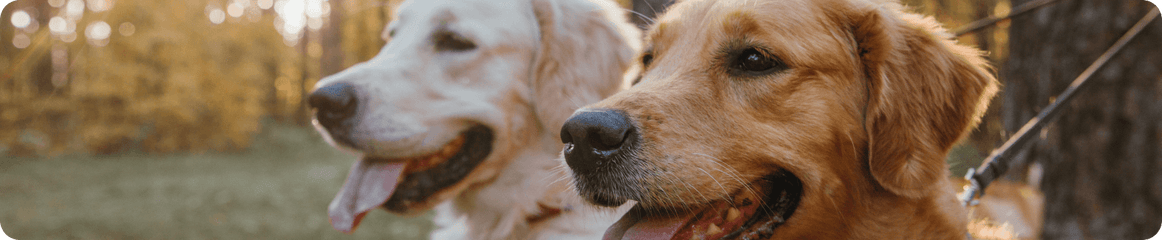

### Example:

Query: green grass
xmin=0 ymin=124 xmax=433 ymax=240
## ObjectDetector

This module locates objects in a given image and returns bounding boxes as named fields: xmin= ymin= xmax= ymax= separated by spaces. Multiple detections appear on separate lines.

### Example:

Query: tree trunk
xmin=320 ymin=0 xmax=345 ymax=77
xmin=30 ymin=0 xmax=53 ymax=96
xmin=298 ymin=30 xmax=312 ymax=126
xmin=1002 ymin=1 xmax=1162 ymax=239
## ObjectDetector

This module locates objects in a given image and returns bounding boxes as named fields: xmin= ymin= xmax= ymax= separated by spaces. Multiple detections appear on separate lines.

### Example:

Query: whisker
xmin=641 ymin=0 xmax=661 ymax=26
xmin=665 ymin=164 xmax=711 ymax=206
xmin=622 ymin=8 xmax=657 ymax=26
xmin=694 ymin=166 xmax=731 ymax=200
xmin=696 ymin=153 xmax=767 ymax=208
xmin=542 ymin=163 xmax=571 ymax=185
xmin=826 ymin=190 xmax=849 ymax=224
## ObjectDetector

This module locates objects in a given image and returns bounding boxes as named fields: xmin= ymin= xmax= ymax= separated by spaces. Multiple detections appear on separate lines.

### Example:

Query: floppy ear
xmin=530 ymin=0 xmax=641 ymax=137
xmin=852 ymin=4 xmax=999 ymax=199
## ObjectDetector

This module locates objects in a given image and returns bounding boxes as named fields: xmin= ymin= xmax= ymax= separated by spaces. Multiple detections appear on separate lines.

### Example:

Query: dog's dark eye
xmin=641 ymin=53 xmax=654 ymax=67
xmin=434 ymin=31 xmax=476 ymax=52
xmin=729 ymin=48 xmax=785 ymax=76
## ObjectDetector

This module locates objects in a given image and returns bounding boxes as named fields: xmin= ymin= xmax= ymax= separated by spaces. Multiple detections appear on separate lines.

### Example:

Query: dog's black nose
xmin=560 ymin=109 xmax=636 ymax=173
xmin=309 ymin=82 xmax=358 ymax=128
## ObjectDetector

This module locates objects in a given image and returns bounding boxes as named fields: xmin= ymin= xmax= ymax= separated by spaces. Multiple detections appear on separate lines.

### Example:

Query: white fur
xmin=312 ymin=0 xmax=640 ymax=239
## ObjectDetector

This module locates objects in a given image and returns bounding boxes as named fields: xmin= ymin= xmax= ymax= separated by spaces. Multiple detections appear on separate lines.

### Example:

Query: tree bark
xmin=299 ymin=30 xmax=312 ymax=126
xmin=29 ymin=0 xmax=53 ymax=96
xmin=320 ymin=0 xmax=345 ymax=77
xmin=1002 ymin=1 xmax=1162 ymax=239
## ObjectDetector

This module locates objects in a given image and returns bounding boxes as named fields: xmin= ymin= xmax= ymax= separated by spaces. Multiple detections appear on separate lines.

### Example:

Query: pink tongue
xmin=604 ymin=204 xmax=694 ymax=240
xmin=327 ymin=159 xmax=407 ymax=233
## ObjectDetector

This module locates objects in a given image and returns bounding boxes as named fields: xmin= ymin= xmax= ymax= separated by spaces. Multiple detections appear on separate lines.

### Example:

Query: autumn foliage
xmin=0 ymin=0 xmax=393 ymax=156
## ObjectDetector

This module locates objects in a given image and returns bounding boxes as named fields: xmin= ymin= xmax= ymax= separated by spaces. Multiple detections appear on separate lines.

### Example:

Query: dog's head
xmin=310 ymin=0 xmax=639 ymax=233
xmin=560 ymin=0 xmax=997 ymax=239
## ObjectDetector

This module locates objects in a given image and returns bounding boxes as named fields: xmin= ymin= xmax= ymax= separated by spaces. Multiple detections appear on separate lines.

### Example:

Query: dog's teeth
xmin=707 ymin=223 xmax=722 ymax=236
xmin=726 ymin=207 xmax=741 ymax=222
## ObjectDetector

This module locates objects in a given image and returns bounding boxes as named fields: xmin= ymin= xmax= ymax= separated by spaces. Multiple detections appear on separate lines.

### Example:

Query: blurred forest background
xmin=0 ymin=0 xmax=1157 ymax=239
xmin=0 ymin=0 xmax=396 ymax=156
xmin=0 ymin=0 xmax=1023 ymax=160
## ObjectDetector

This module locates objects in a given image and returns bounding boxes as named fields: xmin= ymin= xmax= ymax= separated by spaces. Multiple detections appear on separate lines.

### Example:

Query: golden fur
xmin=959 ymin=179 xmax=1045 ymax=239
xmin=568 ymin=0 xmax=999 ymax=238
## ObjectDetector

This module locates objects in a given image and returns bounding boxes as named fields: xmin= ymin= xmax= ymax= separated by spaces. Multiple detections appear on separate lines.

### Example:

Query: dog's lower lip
xmin=382 ymin=125 xmax=494 ymax=212
xmin=720 ymin=173 xmax=801 ymax=239
xmin=603 ymin=172 xmax=802 ymax=240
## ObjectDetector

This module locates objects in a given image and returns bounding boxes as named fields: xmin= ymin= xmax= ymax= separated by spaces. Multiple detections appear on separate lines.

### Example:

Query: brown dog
xmin=559 ymin=0 xmax=999 ymax=239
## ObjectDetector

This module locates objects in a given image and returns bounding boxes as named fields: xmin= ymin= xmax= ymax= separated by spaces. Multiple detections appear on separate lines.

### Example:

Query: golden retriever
xmin=559 ymin=0 xmax=999 ymax=239
xmin=308 ymin=0 xmax=639 ymax=239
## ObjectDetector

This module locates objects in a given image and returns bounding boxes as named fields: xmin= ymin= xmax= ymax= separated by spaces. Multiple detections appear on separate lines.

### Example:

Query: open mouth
xmin=327 ymin=125 xmax=494 ymax=233
xmin=603 ymin=172 xmax=802 ymax=240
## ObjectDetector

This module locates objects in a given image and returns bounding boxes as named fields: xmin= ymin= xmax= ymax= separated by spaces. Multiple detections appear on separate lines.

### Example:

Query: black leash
xmin=959 ymin=6 xmax=1159 ymax=206
xmin=952 ymin=0 xmax=1062 ymax=37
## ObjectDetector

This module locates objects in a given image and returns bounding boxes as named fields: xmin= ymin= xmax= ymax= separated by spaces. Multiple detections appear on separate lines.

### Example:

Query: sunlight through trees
xmin=1 ymin=0 xmax=397 ymax=156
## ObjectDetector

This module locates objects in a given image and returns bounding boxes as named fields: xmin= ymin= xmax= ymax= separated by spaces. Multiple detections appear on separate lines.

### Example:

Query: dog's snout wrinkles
xmin=560 ymin=109 xmax=635 ymax=173
xmin=310 ymin=82 xmax=358 ymax=127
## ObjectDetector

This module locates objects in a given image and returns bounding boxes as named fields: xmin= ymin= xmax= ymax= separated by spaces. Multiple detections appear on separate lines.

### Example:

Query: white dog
xmin=308 ymin=0 xmax=640 ymax=239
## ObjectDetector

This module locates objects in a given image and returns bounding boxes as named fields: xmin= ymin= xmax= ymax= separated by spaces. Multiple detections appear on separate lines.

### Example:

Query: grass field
xmin=0 ymin=124 xmax=433 ymax=240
